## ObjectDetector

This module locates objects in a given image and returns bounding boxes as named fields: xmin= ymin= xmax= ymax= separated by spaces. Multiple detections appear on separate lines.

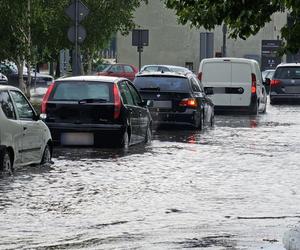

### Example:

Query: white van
xmin=198 ymin=58 xmax=267 ymax=114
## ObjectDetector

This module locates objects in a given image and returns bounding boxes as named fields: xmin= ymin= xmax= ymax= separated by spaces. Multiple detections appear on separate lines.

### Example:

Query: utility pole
xmin=222 ymin=24 xmax=227 ymax=57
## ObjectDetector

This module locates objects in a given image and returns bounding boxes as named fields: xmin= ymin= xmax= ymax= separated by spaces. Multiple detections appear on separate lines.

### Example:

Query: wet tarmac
xmin=0 ymin=102 xmax=300 ymax=249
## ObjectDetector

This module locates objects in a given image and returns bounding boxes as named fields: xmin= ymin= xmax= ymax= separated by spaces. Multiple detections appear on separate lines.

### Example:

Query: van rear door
xmin=231 ymin=62 xmax=252 ymax=106
xmin=202 ymin=61 xmax=231 ymax=106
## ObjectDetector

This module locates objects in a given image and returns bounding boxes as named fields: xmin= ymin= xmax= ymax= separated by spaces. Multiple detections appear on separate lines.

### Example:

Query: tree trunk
xmin=55 ymin=56 xmax=60 ymax=78
xmin=16 ymin=58 xmax=26 ymax=92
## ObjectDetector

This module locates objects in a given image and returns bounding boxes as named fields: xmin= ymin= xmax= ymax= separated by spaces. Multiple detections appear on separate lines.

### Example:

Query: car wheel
xmin=270 ymin=98 xmax=276 ymax=105
xmin=41 ymin=145 xmax=51 ymax=165
xmin=144 ymin=125 xmax=152 ymax=144
xmin=250 ymin=101 xmax=258 ymax=115
xmin=210 ymin=113 xmax=215 ymax=127
xmin=117 ymin=130 xmax=129 ymax=149
xmin=0 ymin=150 xmax=13 ymax=175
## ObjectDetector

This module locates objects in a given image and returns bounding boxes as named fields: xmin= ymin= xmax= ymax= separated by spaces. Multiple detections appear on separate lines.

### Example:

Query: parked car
xmin=198 ymin=57 xmax=267 ymax=114
xmin=0 ymin=62 xmax=54 ymax=88
xmin=0 ymin=85 xmax=52 ymax=174
xmin=140 ymin=64 xmax=193 ymax=75
xmin=96 ymin=63 xmax=138 ymax=81
xmin=133 ymin=71 xmax=214 ymax=129
xmin=40 ymin=76 xmax=152 ymax=147
xmin=262 ymin=69 xmax=275 ymax=82
xmin=95 ymin=63 xmax=112 ymax=73
xmin=267 ymin=63 xmax=300 ymax=104
xmin=0 ymin=73 xmax=8 ymax=84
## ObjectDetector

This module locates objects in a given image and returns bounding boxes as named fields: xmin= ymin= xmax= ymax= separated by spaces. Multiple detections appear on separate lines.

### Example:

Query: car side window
xmin=118 ymin=81 xmax=135 ymax=105
xmin=124 ymin=65 xmax=134 ymax=73
xmin=127 ymin=82 xmax=142 ymax=105
xmin=110 ymin=65 xmax=123 ymax=73
xmin=191 ymin=78 xmax=201 ymax=92
xmin=0 ymin=91 xmax=16 ymax=119
xmin=9 ymin=90 xmax=35 ymax=120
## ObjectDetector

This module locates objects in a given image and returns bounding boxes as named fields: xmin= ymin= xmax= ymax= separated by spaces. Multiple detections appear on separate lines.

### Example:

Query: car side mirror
xmin=265 ymin=78 xmax=271 ymax=86
xmin=204 ymin=87 xmax=213 ymax=95
xmin=146 ymin=100 xmax=154 ymax=107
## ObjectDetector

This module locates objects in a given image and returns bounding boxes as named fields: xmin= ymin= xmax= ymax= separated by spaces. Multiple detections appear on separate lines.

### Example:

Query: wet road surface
xmin=1 ymin=102 xmax=300 ymax=249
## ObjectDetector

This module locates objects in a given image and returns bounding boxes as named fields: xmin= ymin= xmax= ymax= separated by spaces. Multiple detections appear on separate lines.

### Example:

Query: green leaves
xmin=164 ymin=0 xmax=300 ymax=54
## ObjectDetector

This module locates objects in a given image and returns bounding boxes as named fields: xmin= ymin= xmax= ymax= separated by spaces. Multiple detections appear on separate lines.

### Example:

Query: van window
xmin=0 ymin=91 xmax=16 ymax=119
xmin=202 ymin=62 xmax=231 ymax=83
xmin=231 ymin=63 xmax=251 ymax=83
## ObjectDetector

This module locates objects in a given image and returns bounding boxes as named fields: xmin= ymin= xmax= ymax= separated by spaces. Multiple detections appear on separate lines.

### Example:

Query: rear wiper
xmin=140 ymin=87 xmax=160 ymax=91
xmin=78 ymin=98 xmax=107 ymax=104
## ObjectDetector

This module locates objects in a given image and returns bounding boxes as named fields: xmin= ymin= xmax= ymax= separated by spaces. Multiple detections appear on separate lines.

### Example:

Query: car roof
xmin=0 ymin=85 xmax=21 ymax=91
xmin=201 ymin=57 xmax=258 ymax=64
xmin=276 ymin=63 xmax=300 ymax=68
xmin=135 ymin=71 xmax=190 ymax=78
xmin=55 ymin=75 xmax=127 ymax=83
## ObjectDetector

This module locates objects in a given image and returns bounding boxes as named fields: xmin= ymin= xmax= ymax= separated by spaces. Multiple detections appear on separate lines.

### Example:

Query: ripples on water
xmin=0 ymin=104 xmax=300 ymax=249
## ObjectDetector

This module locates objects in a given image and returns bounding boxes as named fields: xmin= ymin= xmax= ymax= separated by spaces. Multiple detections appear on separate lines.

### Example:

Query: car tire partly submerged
xmin=41 ymin=145 xmax=52 ymax=165
xmin=0 ymin=150 xmax=13 ymax=175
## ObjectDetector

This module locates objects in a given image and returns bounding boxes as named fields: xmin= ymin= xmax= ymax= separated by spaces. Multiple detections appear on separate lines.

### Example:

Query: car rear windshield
xmin=51 ymin=81 xmax=112 ymax=101
xmin=274 ymin=67 xmax=300 ymax=79
xmin=134 ymin=76 xmax=189 ymax=92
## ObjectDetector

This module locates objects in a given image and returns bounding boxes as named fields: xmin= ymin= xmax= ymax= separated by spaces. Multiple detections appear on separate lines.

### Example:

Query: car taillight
xmin=198 ymin=72 xmax=202 ymax=81
xmin=41 ymin=82 xmax=54 ymax=114
xmin=251 ymin=73 xmax=256 ymax=94
xmin=113 ymin=83 xmax=121 ymax=119
xmin=271 ymin=79 xmax=281 ymax=86
xmin=179 ymin=98 xmax=198 ymax=108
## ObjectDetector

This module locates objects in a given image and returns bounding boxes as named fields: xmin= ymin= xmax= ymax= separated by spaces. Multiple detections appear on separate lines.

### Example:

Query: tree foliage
xmin=0 ymin=0 xmax=147 ymax=82
xmin=164 ymin=0 xmax=299 ymax=54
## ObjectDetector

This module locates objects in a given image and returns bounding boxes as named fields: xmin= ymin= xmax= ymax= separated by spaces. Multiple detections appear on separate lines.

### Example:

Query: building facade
xmin=116 ymin=0 xmax=287 ymax=71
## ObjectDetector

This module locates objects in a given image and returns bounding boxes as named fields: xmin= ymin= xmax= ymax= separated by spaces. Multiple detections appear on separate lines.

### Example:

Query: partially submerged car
xmin=40 ymin=76 xmax=152 ymax=147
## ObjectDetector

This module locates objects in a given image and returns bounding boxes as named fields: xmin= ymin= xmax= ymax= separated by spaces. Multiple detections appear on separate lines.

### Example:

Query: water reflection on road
xmin=0 ymin=104 xmax=300 ymax=249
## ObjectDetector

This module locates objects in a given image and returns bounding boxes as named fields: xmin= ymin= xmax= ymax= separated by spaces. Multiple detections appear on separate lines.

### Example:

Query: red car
xmin=97 ymin=63 xmax=138 ymax=81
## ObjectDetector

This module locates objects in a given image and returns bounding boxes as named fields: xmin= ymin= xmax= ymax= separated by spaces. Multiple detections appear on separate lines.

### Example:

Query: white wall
xmin=116 ymin=0 xmax=287 ymax=71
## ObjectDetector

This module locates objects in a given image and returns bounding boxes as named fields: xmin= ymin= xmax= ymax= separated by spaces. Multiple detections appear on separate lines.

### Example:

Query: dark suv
xmin=40 ymin=76 xmax=152 ymax=147
xmin=269 ymin=63 xmax=300 ymax=104
xmin=133 ymin=72 xmax=214 ymax=129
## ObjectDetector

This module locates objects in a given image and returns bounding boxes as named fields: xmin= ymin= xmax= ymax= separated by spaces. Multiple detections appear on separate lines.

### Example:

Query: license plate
xmin=61 ymin=133 xmax=94 ymax=146
xmin=285 ymin=86 xmax=300 ymax=94
xmin=153 ymin=100 xmax=172 ymax=108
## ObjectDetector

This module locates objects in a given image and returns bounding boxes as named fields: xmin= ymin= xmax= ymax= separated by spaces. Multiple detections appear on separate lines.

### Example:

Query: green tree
xmin=164 ymin=0 xmax=299 ymax=54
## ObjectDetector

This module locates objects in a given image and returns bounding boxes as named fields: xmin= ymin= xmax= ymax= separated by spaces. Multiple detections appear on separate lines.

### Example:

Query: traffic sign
xmin=67 ymin=25 xmax=87 ymax=44
xmin=65 ymin=0 xmax=89 ymax=23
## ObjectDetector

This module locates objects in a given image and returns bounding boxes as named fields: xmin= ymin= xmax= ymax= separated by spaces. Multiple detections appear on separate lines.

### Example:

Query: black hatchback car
xmin=269 ymin=63 xmax=300 ymax=104
xmin=40 ymin=76 xmax=152 ymax=147
xmin=133 ymin=72 xmax=214 ymax=129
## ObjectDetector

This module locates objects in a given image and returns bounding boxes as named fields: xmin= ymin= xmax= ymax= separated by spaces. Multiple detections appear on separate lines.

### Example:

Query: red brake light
xmin=113 ymin=83 xmax=121 ymax=119
xmin=198 ymin=72 xmax=202 ymax=81
xmin=251 ymin=73 xmax=256 ymax=94
xmin=41 ymin=83 xmax=54 ymax=114
xmin=271 ymin=79 xmax=281 ymax=86
xmin=179 ymin=98 xmax=198 ymax=108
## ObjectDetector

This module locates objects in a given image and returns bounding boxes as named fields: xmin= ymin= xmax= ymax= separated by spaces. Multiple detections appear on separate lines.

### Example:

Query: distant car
xmin=40 ymin=76 xmax=152 ymax=147
xmin=262 ymin=69 xmax=275 ymax=82
xmin=268 ymin=63 xmax=300 ymax=104
xmin=140 ymin=64 xmax=193 ymax=75
xmin=0 ymin=62 xmax=54 ymax=88
xmin=133 ymin=71 xmax=214 ymax=129
xmin=0 ymin=85 xmax=52 ymax=174
xmin=95 ymin=63 xmax=111 ymax=73
xmin=198 ymin=58 xmax=267 ymax=114
xmin=96 ymin=63 xmax=138 ymax=81
xmin=0 ymin=73 xmax=8 ymax=84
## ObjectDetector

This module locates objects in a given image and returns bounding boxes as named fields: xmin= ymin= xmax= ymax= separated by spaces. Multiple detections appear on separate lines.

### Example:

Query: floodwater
xmin=1 ymin=103 xmax=300 ymax=250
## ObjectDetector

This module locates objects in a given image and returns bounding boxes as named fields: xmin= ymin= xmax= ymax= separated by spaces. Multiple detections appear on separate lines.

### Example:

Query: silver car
xmin=0 ymin=85 xmax=52 ymax=174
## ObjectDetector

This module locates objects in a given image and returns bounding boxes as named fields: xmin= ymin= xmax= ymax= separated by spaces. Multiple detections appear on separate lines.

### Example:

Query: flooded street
xmin=1 ymin=103 xmax=300 ymax=250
